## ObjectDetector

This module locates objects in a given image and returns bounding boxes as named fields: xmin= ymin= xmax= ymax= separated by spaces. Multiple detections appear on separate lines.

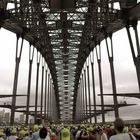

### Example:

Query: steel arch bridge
xmin=0 ymin=0 xmax=140 ymax=125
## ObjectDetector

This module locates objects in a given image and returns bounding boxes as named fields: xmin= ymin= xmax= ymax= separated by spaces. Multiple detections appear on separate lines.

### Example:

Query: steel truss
xmin=0 ymin=0 xmax=140 ymax=123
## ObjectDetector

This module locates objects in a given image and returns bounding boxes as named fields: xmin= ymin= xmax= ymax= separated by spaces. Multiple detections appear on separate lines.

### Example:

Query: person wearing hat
xmin=75 ymin=125 xmax=83 ymax=140
xmin=50 ymin=132 xmax=57 ymax=140
xmin=81 ymin=129 xmax=89 ymax=140
xmin=18 ymin=130 xmax=25 ymax=140
xmin=5 ymin=128 xmax=11 ymax=137
xmin=7 ymin=129 xmax=18 ymax=140
xmin=88 ymin=127 xmax=96 ymax=140
xmin=32 ymin=125 xmax=39 ymax=140
xmin=38 ymin=127 xmax=50 ymax=140
xmin=136 ymin=131 xmax=140 ymax=139
xmin=0 ymin=131 xmax=5 ymax=140
xmin=23 ymin=130 xmax=31 ymax=140
xmin=98 ymin=128 xmax=108 ymax=140
xmin=109 ymin=118 xmax=136 ymax=140
xmin=60 ymin=127 xmax=70 ymax=140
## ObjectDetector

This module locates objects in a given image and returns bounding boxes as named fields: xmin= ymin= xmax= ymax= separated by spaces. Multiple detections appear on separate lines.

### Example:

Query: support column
xmin=87 ymin=58 xmax=92 ymax=123
xmin=14 ymin=0 xmax=18 ymax=14
xmin=90 ymin=51 xmax=97 ymax=124
xmin=77 ymin=81 xmax=82 ymax=121
xmin=49 ymin=78 xmax=52 ymax=118
xmin=44 ymin=66 xmax=48 ymax=118
xmin=105 ymin=34 xmax=119 ymax=118
xmin=53 ymin=89 xmax=58 ymax=121
xmin=76 ymin=84 xmax=79 ymax=121
xmin=52 ymin=87 xmax=56 ymax=121
xmin=51 ymin=87 xmax=54 ymax=120
xmin=40 ymin=57 xmax=44 ymax=120
xmin=82 ymin=73 xmax=85 ymax=121
xmin=126 ymin=20 xmax=140 ymax=91
xmin=95 ymin=44 xmax=105 ymax=123
xmin=47 ymin=73 xmax=50 ymax=118
xmin=80 ymin=78 xmax=83 ymax=120
xmin=34 ymin=51 xmax=41 ymax=123
xmin=26 ymin=43 xmax=34 ymax=125
xmin=51 ymin=83 xmax=54 ymax=120
xmin=84 ymin=67 xmax=88 ymax=122
xmin=10 ymin=34 xmax=24 ymax=125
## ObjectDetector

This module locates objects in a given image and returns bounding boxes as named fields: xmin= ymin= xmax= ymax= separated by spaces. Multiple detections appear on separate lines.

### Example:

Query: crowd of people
xmin=0 ymin=118 xmax=140 ymax=140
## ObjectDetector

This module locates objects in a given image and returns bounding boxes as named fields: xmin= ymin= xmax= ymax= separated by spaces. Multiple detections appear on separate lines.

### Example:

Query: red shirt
xmin=51 ymin=136 xmax=57 ymax=140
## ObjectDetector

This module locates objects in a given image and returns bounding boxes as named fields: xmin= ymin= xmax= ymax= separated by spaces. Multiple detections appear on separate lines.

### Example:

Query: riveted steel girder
xmin=0 ymin=0 xmax=140 ymax=122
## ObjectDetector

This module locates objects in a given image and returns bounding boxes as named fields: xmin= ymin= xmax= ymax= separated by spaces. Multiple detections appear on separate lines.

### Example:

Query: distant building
xmin=15 ymin=117 xmax=20 ymax=123
xmin=5 ymin=112 xmax=10 ymax=123
xmin=0 ymin=109 xmax=5 ymax=120
xmin=30 ymin=119 xmax=34 ymax=124
xmin=20 ymin=114 xmax=25 ymax=123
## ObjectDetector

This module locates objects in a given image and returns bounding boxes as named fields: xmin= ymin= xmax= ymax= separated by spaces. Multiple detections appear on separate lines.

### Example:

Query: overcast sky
xmin=0 ymin=22 xmax=140 ymax=122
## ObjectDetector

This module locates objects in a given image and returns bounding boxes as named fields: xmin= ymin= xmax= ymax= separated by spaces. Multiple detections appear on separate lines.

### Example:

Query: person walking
xmin=38 ymin=127 xmax=50 ymax=140
xmin=60 ymin=127 xmax=70 ymax=140
xmin=109 ymin=118 xmax=136 ymax=140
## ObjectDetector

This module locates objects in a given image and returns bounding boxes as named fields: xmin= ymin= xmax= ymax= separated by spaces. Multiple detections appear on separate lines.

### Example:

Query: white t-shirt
xmin=37 ymin=135 xmax=50 ymax=140
xmin=75 ymin=130 xmax=81 ymax=138
xmin=7 ymin=135 xmax=18 ymax=140
xmin=109 ymin=133 xmax=136 ymax=140
xmin=101 ymin=133 xmax=108 ymax=140
xmin=0 ymin=137 xmax=4 ymax=140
